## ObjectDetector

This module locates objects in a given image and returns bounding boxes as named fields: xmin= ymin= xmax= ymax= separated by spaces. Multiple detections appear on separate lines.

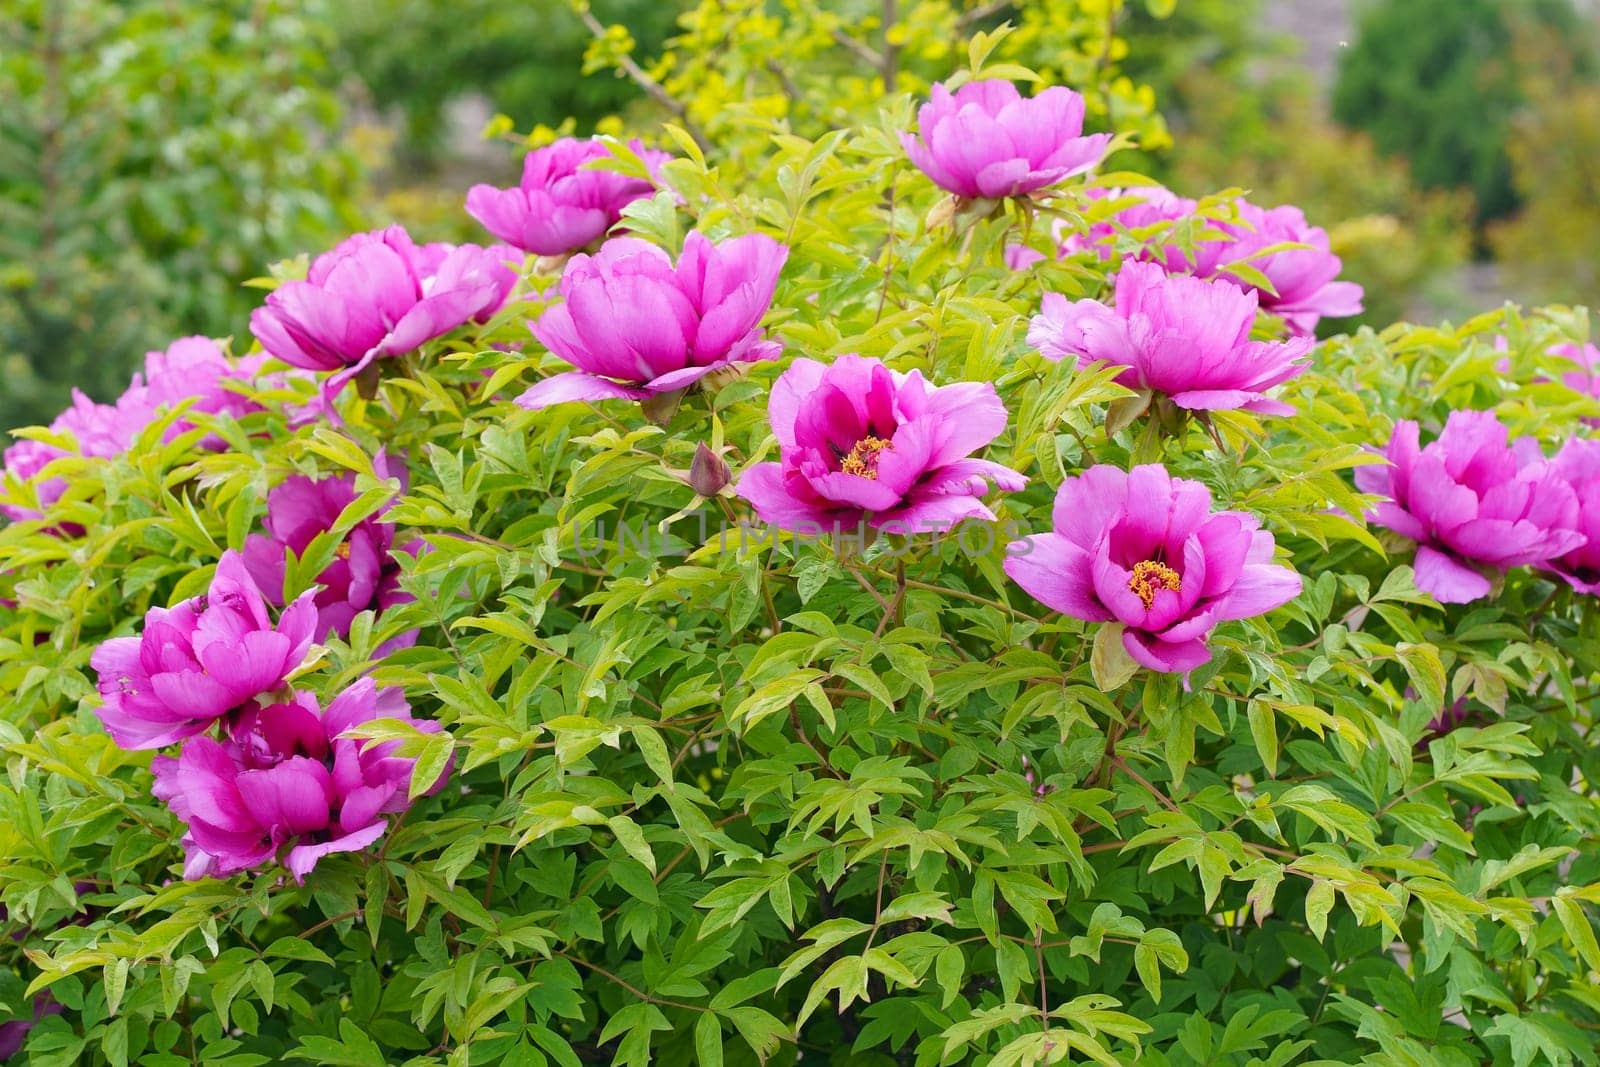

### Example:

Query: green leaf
xmin=694 ymin=1012 xmax=724 ymax=1067
xmin=1091 ymin=624 xmax=1140 ymax=691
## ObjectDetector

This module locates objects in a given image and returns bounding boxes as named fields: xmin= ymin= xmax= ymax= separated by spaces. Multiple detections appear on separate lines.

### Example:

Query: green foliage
xmin=4 ymin=9 xmax=1600 ymax=1067
xmin=0 ymin=0 xmax=363 ymax=433
xmin=583 ymin=0 xmax=1173 ymax=164
xmin=1331 ymin=0 xmax=1591 ymax=227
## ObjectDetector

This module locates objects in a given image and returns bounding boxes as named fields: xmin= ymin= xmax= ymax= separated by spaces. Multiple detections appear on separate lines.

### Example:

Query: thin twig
xmin=956 ymin=0 xmax=1014 ymax=31
xmin=577 ymin=9 xmax=710 ymax=152
xmin=830 ymin=27 xmax=884 ymax=69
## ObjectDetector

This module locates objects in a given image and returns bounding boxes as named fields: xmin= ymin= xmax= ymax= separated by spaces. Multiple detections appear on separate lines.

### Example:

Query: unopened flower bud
xmin=689 ymin=443 xmax=731 ymax=497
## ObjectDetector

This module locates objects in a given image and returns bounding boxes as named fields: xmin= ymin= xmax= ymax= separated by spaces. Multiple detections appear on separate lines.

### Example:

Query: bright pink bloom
xmin=151 ymin=678 xmax=448 ymax=882
xmin=1545 ymin=438 xmax=1600 ymax=594
xmin=736 ymin=355 xmax=1025 ymax=533
xmin=466 ymin=137 xmax=670 ymax=256
xmin=1061 ymin=185 xmax=1199 ymax=262
xmin=2 ymin=340 xmax=270 ymax=524
xmin=2 ymin=391 xmax=138 ymax=521
xmin=901 ymin=80 xmax=1111 ymax=199
xmin=1356 ymin=411 xmax=1584 ymax=604
xmin=142 ymin=336 xmax=268 ymax=446
xmin=242 ymin=455 xmax=422 ymax=646
xmin=1186 ymin=202 xmax=1363 ymax=336
xmin=249 ymin=226 xmax=518 ymax=390
xmin=1007 ymin=187 xmax=1196 ymax=270
xmin=516 ymin=232 xmax=787 ymax=410
xmin=90 ymin=551 xmax=318 ymax=750
xmin=1014 ymin=190 xmax=1363 ymax=336
xmin=1029 ymin=261 xmax=1312 ymax=416
xmin=1550 ymin=342 xmax=1600 ymax=422
xmin=1005 ymin=464 xmax=1301 ymax=673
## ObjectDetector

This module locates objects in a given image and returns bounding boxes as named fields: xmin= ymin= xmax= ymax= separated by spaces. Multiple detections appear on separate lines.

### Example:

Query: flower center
xmin=1128 ymin=559 xmax=1181 ymax=608
xmin=840 ymin=436 xmax=893 ymax=479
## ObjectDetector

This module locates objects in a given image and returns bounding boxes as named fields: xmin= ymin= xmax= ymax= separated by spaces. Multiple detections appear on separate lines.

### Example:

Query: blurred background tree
xmin=330 ymin=0 xmax=688 ymax=167
xmin=0 ymin=0 xmax=364 ymax=433
xmin=1490 ymin=15 xmax=1600 ymax=304
xmin=1332 ymin=0 xmax=1595 ymax=230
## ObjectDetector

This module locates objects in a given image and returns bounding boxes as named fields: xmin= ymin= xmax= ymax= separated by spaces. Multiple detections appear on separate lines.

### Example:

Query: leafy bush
xmin=4 ymin=12 xmax=1600 ymax=1067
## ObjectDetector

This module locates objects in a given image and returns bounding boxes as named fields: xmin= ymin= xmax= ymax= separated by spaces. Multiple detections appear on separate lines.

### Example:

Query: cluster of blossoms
xmin=249 ymin=225 xmax=520 ymax=399
xmin=1358 ymin=410 xmax=1600 ymax=604
xmin=242 ymin=450 xmax=423 ymax=651
xmin=1 ymin=337 xmax=264 ymax=522
xmin=1008 ymin=184 xmax=1364 ymax=337
xmin=90 ymin=552 xmax=444 ymax=880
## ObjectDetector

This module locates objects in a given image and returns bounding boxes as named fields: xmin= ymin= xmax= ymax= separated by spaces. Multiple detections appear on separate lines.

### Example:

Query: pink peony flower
xmin=1356 ymin=411 xmax=1585 ymax=604
xmin=242 ymin=454 xmax=422 ymax=646
xmin=90 ymin=551 xmax=318 ymax=750
xmin=1029 ymin=261 xmax=1312 ymax=416
xmin=735 ymin=354 xmax=1026 ymax=533
xmin=1012 ymin=190 xmax=1363 ymax=336
xmin=516 ymin=232 xmax=788 ymax=410
xmin=1 ymin=389 xmax=154 ymax=523
xmin=1185 ymin=202 xmax=1363 ymax=337
xmin=1545 ymin=437 xmax=1600 ymax=595
xmin=1005 ymin=464 xmax=1302 ymax=673
xmin=1549 ymin=342 xmax=1600 ymax=422
xmin=0 ymin=997 xmax=63 ymax=1059
xmin=249 ymin=225 xmax=518 ymax=392
xmin=1060 ymin=185 xmax=1200 ymax=262
xmin=901 ymin=80 xmax=1112 ymax=200
xmin=141 ymin=336 xmax=268 ymax=447
xmin=151 ymin=678 xmax=449 ymax=882
xmin=466 ymin=137 xmax=671 ymax=256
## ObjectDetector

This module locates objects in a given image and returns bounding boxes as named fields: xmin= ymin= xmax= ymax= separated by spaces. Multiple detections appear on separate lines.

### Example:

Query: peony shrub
xmin=2 ymin=15 xmax=1600 ymax=1067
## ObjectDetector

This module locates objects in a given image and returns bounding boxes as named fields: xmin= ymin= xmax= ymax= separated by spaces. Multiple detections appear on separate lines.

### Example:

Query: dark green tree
xmin=331 ymin=0 xmax=690 ymax=164
xmin=1332 ymin=0 xmax=1591 ymax=227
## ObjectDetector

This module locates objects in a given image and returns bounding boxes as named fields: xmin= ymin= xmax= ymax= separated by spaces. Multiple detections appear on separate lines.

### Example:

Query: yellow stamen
xmin=840 ymin=436 xmax=893 ymax=479
xmin=1128 ymin=559 xmax=1181 ymax=608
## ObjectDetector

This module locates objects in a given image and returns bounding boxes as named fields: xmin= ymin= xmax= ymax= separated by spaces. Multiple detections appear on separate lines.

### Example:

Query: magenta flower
xmin=1028 ymin=260 xmax=1312 ymax=416
xmin=1005 ymin=464 xmax=1301 ymax=673
xmin=1063 ymin=185 xmax=1199 ymax=261
xmin=516 ymin=232 xmax=788 ymax=410
xmin=249 ymin=225 xmax=518 ymax=389
xmin=1356 ymin=411 xmax=1584 ymax=604
xmin=735 ymin=355 xmax=1025 ymax=533
xmin=901 ymin=80 xmax=1112 ymax=200
xmin=1188 ymin=202 xmax=1363 ymax=336
xmin=1018 ymin=191 xmax=1362 ymax=337
xmin=0 ymin=997 xmax=62 ymax=1059
xmin=466 ymin=137 xmax=670 ymax=256
xmin=1544 ymin=438 xmax=1600 ymax=595
xmin=1550 ymin=342 xmax=1600 ymax=422
xmin=1 ymin=385 xmax=162 ymax=523
xmin=2 ymin=340 xmax=270 ymax=525
xmin=141 ymin=336 xmax=269 ymax=447
xmin=151 ymin=678 xmax=448 ymax=882
xmin=90 ymin=551 xmax=318 ymax=750
xmin=242 ymin=456 xmax=422 ymax=646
